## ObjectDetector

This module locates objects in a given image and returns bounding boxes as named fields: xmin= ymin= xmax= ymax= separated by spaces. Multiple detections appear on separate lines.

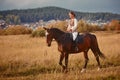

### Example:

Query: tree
xmin=14 ymin=16 xmax=21 ymax=24
xmin=0 ymin=7 xmax=119 ymax=23
xmin=5 ymin=15 xmax=21 ymax=24
xmin=0 ymin=15 xmax=3 ymax=19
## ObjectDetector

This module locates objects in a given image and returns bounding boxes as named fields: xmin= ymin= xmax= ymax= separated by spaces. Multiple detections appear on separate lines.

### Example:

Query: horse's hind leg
xmin=91 ymin=48 xmax=101 ymax=70
xmin=81 ymin=50 xmax=89 ymax=73
xmin=90 ymin=34 xmax=104 ymax=70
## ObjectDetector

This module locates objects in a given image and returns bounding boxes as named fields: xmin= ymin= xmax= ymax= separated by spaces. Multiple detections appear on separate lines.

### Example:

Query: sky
xmin=0 ymin=0 xmax=120 ymax=14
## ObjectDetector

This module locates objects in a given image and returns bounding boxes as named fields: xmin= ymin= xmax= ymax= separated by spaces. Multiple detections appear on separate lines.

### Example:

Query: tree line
xmin=0 ymin=6 xmax=120 ymax=24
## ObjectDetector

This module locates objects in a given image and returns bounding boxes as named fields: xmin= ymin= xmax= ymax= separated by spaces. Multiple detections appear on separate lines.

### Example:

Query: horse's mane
xmin=49 ymin=28 xmax=66 ymax=42
xmin=50 ymin=28 xmax=65 ymax=34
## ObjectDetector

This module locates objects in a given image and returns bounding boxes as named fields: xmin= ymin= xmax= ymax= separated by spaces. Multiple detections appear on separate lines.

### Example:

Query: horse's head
xmin=43 ymin=27 xmax=53 ymax=47
xmin=44 ymin=27 xmax=65 ymax=47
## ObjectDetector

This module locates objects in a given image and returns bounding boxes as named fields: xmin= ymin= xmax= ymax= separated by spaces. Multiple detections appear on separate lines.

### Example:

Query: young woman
xmin=67 ymin=11 xmax=78 ymax=33
xmin=67 ymin=11 xmax=78 ymax=51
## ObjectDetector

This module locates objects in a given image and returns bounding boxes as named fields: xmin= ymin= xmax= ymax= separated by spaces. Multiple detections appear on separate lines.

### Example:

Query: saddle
xmin=70 ymin=33 xmax=84 ymax=52
xmin=70 ymin=33 xmax=83 ymax=44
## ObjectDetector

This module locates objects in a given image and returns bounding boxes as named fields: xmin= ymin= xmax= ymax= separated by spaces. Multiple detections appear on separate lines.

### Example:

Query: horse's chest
xmin=58 ymin=44 xmax=63 ymax=52
xmin=58 ymin=43 xmax=71 ymax=52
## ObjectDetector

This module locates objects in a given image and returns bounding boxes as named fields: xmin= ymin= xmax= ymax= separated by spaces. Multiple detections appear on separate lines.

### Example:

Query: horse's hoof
xmin=62 ymin=66 xmax=68 ymax=73
xmin=81 ymin=68 xmax=86 ymax=73
xmin=62 ymin=69 xmax=68 ymax=73
xmin=97 ymin=67 xmax=101 ymax=71
xmin=64 ymin=69 xmax=68 ymax=73
xmin=62 ymin=66 xmax=66 ymax=70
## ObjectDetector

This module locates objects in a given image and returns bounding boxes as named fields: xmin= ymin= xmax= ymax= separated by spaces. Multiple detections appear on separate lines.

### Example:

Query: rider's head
xmin=69 ymin=11 xmax=76 ymax=19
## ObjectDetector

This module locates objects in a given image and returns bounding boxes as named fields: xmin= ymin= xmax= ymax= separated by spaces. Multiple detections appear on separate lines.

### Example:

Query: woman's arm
xmin=70 ymin=19 xmax=78 ymax=32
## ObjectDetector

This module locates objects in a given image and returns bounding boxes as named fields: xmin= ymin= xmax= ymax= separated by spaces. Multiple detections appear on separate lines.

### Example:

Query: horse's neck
xmin=53 ymin=31 xmax=65 ymax=42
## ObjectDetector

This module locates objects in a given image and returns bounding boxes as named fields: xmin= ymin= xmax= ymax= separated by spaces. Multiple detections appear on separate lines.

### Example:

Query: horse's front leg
xmin=59 ymin=52 xmax=69 ymax=72
xmin=64 ymin=53 xmax=69 ymax=72
xmin=59 ymin=52 xmax=66 ymax=71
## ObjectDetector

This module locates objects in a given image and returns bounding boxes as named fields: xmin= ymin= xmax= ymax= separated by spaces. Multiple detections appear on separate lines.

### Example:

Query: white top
xmin=67 ymin=18 xmax=78 ymax=32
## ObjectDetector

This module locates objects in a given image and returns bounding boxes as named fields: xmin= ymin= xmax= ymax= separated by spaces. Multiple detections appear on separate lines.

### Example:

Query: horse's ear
xmin=51 ymin=26 xmax=53 ymax=28
xmin=43 ymin=27 xmax=48 ymax=30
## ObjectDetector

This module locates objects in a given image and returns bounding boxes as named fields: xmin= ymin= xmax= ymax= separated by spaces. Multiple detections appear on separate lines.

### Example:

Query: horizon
xmin=0 ymin=0 xmax=120 ymax=14
xmin=0 ymin=6 xmax=120 ymax=15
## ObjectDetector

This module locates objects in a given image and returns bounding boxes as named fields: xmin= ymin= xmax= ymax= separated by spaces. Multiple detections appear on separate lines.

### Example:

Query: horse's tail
xmin=90 ymin=34 xmax=105 ymax=59
xmin=97 ymin=47 xmax=105 ymax=59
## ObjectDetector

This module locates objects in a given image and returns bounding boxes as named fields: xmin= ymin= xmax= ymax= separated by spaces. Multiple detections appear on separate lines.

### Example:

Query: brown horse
xmin=43 ymin=27 xmax=105 ymax=72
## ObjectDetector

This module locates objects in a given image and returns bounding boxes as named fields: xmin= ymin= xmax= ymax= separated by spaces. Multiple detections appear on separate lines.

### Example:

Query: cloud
xmin=0 ymin=0 xmax=30 ymax=10
xmin=0 ymin=0 xmax=120 ymax=13
xmin=67 ymin=0 xmax=120 ymax=13
xmin=0 ymin=0 xmax=55 ymax=9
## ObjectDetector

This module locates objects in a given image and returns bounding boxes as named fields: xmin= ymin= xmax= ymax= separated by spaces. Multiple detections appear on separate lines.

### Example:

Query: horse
xmin=43 ymin=27 xmax=105 ymax=73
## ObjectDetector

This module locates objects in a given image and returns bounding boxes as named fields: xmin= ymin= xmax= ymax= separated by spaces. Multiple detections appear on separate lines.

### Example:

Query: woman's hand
xmin=67 ymin=28 xmax=72 ymax=32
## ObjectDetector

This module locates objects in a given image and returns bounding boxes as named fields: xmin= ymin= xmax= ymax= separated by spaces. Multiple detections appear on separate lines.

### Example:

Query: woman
xmin=67 ymin=11 xmax=78 ymax=41
xmin=67 ymin=11 xmax=78 ymax=33
xmin=67 ymin=11 xmax=78 ymax=51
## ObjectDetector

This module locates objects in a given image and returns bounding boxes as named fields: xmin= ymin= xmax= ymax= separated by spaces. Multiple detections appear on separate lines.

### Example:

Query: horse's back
xmin=61 ymin=32 xmax=95 ymax=43
xmin=80 ymin=33 xmax=96 ymax=39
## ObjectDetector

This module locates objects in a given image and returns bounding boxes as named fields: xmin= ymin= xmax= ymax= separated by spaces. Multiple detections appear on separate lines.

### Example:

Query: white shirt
xmin=67 ymin=18 xmax=78 ymax=32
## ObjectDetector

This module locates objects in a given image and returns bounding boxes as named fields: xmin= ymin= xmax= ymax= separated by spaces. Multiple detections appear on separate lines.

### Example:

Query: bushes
xmin=104 ymin=20 xmax=120 ymax=31
xmin=38 ymin=19 xmax=120 ymax=34
xmin=0 ymin=25 xmax=45 ymax=37
xmin=31 ymin=21 xmax=67 ymax=38
xmin=77 ymin=20 xmax=101 ymax=32
xmin=0 ymin=28 xmax=4 ymax=35
xmin=31 ymin=20 xmax=104 ymax=38
xmin=31 ymin=27 xmax=45 ymax=37
xmin=47 ymin=20 xmax=67 ymax=31
xmin=0 ymin=25 xmax=32 ymax=35
xmin=1 ymin=19 xmax=119 ymax=37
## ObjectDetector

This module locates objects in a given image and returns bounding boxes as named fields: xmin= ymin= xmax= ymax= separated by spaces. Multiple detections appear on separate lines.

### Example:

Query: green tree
xmin=14 ymin=16 xmax=21 ymax=24
xmin=0 ymin=15 xmax=3 ymax=19
xmin=5 ymin=15 xmax=21 ymax=24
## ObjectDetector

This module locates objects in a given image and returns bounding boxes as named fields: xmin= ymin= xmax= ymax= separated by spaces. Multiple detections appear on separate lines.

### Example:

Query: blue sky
xmin=0 ymin=0 xmax=120 ymax=14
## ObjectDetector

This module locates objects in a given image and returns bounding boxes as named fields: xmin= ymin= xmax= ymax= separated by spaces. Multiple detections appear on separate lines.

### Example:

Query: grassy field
xmin=0 ymin=31 xmax=120 ymax=80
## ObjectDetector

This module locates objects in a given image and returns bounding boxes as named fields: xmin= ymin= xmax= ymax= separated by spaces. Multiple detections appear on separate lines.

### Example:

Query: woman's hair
xmin=69 ymin=11 xmax=76 ymax=17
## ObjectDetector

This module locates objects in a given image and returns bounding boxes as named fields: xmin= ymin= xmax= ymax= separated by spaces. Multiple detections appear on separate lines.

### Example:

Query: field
xmin=0 ymin=31 xmax=120 ymax=80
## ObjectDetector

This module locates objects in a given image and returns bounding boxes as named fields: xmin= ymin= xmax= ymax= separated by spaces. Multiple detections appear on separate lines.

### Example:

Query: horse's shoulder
xmin=60 ymin=33 xmax=72 ymax=40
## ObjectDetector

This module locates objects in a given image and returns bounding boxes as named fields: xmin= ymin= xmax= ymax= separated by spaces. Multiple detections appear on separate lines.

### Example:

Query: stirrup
xmin=75 ymin=46 xmax=78 ymax=52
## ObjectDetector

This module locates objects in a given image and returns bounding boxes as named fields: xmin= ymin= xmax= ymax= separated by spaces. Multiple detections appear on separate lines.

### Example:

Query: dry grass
xmin=0 ymin=31 xmax=120 ymax=80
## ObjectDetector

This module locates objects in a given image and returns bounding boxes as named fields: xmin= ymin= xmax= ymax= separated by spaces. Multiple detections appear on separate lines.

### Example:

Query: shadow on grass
xmin=0 ymin=67 xmax=62 ymax=77
xmin=1 ymin=56 xmax=120 ymax=78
